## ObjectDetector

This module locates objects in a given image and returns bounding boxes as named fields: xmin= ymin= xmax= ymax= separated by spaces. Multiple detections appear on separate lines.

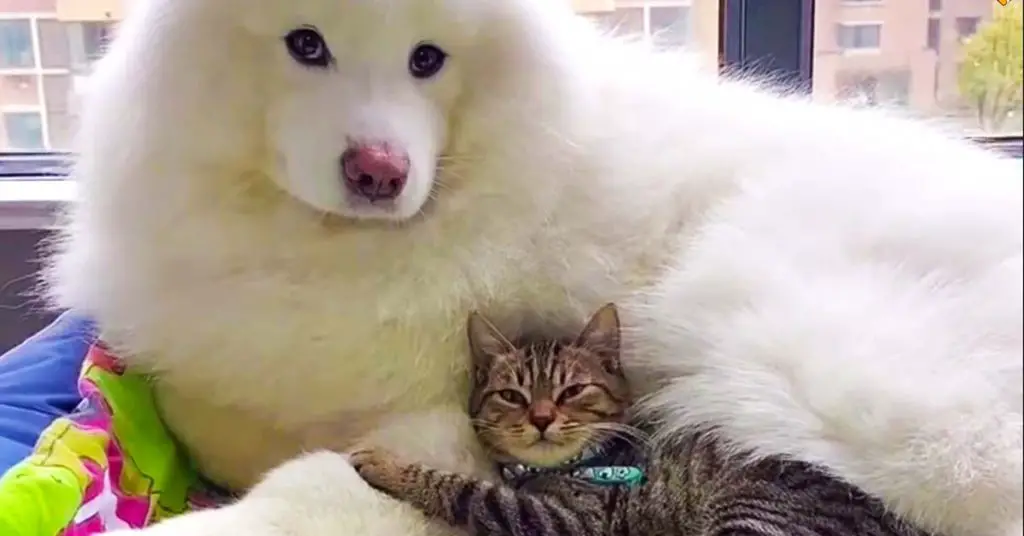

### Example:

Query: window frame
xmin=955 ymin=16 xmax=981 ymax=40
xmin=721 ymin=0 xmax=815 ymax=91
xmin=835 ymin=21 xmax=883 ymax=53
xmin=589 ymin=1 xmax=692 ymax=43
xmin=0 ymin=0 xmax=1020 ymax=229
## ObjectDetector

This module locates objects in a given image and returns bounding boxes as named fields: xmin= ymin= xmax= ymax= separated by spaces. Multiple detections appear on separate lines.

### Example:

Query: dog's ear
xmin=575 ymin=303 xmax=622 ymax=374
xmin=467 ymin=312 xmax=516 ymax=382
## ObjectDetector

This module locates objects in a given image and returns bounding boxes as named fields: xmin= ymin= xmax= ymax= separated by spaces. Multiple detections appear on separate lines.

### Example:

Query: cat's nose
xmin=529 ymin=402 xmax=557 ymax=432
xmin=530 ymin=414 xmax=555 ymax=432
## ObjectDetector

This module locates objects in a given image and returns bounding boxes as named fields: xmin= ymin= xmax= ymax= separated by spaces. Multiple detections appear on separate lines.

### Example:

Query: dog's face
xmin=232 ymin=0 xmax=505 ymax=222
xmin=83 ymin=0 xmax=576 ymax=228
xmin=249 ymin=2 xmax=464 ymax=222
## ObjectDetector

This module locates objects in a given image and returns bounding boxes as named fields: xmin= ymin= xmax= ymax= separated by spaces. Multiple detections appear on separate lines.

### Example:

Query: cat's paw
xmin=349 ymin=447 xmax=406 ymax=492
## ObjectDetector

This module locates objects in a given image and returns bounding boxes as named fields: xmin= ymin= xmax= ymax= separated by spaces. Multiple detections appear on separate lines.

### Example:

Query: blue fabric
xmin=0 ymin=313 xmax=94 ymax=474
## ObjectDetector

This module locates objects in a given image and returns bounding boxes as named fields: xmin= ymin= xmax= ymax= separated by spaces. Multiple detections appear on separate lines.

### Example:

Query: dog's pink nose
xmin=340 ymin=143 xmax=409 ymax=202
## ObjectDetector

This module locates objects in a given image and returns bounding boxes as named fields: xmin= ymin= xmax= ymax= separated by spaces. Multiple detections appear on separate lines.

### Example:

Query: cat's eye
xmin=495 ymin=389 xmax=528 ymax=406
xmin=556 ymin=384 xmax=589 ymax=404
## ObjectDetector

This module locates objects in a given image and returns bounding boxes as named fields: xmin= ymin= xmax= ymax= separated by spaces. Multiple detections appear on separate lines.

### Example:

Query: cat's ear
xmin=575 ymin=303 xmax=622 ymax=373
xmin=467 ymin=312 xmax=515 ymax=378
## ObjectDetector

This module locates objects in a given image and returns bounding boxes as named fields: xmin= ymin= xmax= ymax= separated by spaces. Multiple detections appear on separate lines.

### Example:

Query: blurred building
xmin=0 ymin=0 xmax=119 ymax=149
xmin=579 ymin=0 xmax=992 ymax=114
xmin=813 ymin=0 xmax=991 ymax=115
xmin=0 ymin=0 xmax=1002 ymax=150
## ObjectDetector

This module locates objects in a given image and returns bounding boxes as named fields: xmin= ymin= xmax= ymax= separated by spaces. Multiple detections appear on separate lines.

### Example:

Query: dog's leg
xmin=107 ymin=407 xmax=485 ymax=536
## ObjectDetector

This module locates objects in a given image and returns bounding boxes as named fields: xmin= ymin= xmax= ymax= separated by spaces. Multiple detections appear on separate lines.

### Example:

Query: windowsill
xmin=839 ymin=48 xmax=882 ymax=56
xmin=0 ymin=179 xmax=73 ymax=230
xmin=0 ymin=136 xmax=1018 ymax=231
xmin=0 ymin=67 xmax=71 ymax=76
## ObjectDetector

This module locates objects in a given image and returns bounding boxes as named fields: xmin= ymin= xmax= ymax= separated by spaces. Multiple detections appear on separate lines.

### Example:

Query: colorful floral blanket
xmin=0 ymin=343 xmax=231 ymax=535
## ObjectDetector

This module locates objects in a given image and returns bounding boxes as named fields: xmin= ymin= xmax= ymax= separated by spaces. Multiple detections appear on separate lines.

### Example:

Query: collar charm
xmin=498 ymin=443 xmax=645 ymax=488
xmin=571 ymin=465 xmax=645 ymax=487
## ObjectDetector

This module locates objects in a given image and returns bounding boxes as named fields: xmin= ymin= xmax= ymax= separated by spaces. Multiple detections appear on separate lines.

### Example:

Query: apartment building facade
xmin=579 ymin=0 xmax=993 ymax=114
xmin=0 ymin=0 xmax=1003 ymax=150
xmin=813 ymin=0 xmax=992 ymax=114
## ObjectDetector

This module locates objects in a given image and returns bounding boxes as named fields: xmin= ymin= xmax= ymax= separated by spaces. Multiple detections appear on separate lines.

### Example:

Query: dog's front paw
xmin=349 ymin=447 xmax=407 ymax=492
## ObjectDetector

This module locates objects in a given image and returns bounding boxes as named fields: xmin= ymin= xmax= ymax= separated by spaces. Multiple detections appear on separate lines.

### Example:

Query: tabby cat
xmin=350 ymin=303 xmax=934 ymax=536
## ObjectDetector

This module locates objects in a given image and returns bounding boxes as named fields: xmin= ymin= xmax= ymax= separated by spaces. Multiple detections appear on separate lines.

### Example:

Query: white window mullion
xmin=28 ymin=15 xmax=51 ymax=149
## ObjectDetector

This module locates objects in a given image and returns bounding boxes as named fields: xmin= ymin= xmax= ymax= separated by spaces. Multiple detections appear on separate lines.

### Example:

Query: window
xmin=2 ymin=111 xmax=44 ymax=150
xmin=956 ymin=17 xmax=981 ymax=39
xmin=649 ymin=6 xmax=691 ymax=46
xmin=64 ymin=21 xmax=116 ymax=70
xmin=585 ymin=3 xmax=693 ymax=47
xmin=836 ymin=23 xmax=882 ymax=51
xmin=36 ymin=20 xmax=70 ymax=69
xmin=0 ymin=14 xmax=121 ymax=153
xmin=927 ymin=17 xmax=940 ymax=51
xmin=588 ymin=7 xmax=644 ymax=36
xmin=0 ymin=20 xmax=34 ymax=69
xmin=0 ymin=0 xmax=1018 ymax=164
xmin=82 ymin=22 xmax=114 ymax=61
xmin=838 ymin=74 xmax=881 ymax=106
xmin=813 ymin=0 xmax=1022 ymax=137
xmin=836 ymin=69 xmax=911 ymax=108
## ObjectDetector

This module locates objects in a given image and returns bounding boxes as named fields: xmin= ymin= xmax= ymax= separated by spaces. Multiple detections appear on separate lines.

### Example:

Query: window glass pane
xmin=649 ymin=5 xmax=691 ymax=46
xmin=814 ymin=0 xmax=1023 ymax=136
xmin=0 ymin=20 xmax=34 ymax=69
xmin=2 ymin=111 xmax=43 ymax=150
xmin=81 ymin=21 xmax=112 ymax=61
xmin=836 ymin=23 xmax=882 ymax=50
xmin=579 ymin=1 xmax=716 ymax=66
xmin=589 ymin=7 xmax=645 ymax=36
xmin=43 ymin=74 xmax=74 ymax=148
xmin=37 ymin=19 xmax=71 ymax=69
xmin=0 ymin=74 xmax=39 ymax=107
xmin=955 ymin=16 xmax=981 ymax=39
xmin=927 ymin=17 xmax=941 ymax=51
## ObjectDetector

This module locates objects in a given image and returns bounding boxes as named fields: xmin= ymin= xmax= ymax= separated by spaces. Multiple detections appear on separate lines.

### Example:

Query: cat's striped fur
xmin=350 ymin=304 xmax=936 ymax=536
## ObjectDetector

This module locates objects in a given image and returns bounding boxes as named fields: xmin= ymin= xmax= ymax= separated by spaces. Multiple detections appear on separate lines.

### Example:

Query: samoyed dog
xmin=46 ymin=0 xmax=1020 ymax=534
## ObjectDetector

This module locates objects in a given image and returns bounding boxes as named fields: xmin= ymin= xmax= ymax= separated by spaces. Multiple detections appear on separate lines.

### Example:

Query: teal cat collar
xmin=571 ymin=465 xmax=645 ymax=487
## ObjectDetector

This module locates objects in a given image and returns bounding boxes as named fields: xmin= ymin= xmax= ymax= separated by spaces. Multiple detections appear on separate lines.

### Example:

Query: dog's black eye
xmin=284 ymin=27 xmax=332 ymax=68
xmin=408 ymin=43 xmax=447 ymax=79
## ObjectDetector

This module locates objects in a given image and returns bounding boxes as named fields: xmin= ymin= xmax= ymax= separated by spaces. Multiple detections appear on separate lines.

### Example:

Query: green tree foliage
xmin=958 ymin=2 xmax=1023 ymax=133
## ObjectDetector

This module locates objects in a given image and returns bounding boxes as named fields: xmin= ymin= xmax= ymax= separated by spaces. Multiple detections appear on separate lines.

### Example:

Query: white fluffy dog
xmin=45 ymin=0 xmax=1021 ymax=535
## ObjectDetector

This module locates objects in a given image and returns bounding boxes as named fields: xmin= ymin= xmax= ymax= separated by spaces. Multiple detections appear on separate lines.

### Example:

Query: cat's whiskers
xmin=588 ymin=422 xmax=651 ymax=450
xmin=470 ymin=418 xmax=505 ymax=431
xmin=375 ymin=307 xmax=931 ymax=536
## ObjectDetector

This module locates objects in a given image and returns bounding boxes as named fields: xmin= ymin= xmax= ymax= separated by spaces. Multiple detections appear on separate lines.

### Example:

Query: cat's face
xmin=467 ymin=304 xmax=631 ymax=467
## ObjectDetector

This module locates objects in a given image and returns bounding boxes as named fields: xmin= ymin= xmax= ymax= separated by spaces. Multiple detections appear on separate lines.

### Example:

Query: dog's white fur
xmin=46 ymin=0 xmax=1022 ymax=535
